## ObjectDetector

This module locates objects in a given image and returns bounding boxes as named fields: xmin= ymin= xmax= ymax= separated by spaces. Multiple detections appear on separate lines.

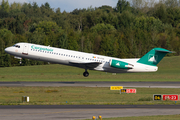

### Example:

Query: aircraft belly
xmin=129 ymin=64 xmax=158 ymax=72
xmin=12 ymin=52 xmax=23 ymax=58
xmin=102 ymin=63 xmax=158 ymax=73
xmin=103 ymin=66 xmax=128 ymax=73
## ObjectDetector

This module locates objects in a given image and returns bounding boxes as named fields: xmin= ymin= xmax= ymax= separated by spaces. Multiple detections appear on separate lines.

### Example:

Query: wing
xmin=69 ymin=61 xmax=102 ymax=70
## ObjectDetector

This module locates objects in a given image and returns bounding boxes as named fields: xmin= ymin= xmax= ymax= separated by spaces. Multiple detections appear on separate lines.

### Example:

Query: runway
xmin=1 ymin=81 xmax=180 ymax=88
xmin=1 ymin=105 xmax=180 ymax=109
xmin=1 ymin=82 xmax=180 ymax=120
xmin=1 ymin=105 xmax=180 ymax=120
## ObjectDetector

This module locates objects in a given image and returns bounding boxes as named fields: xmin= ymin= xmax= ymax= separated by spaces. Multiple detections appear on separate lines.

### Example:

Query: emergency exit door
xmin=23 ymin=44 xmax=29 ymax=55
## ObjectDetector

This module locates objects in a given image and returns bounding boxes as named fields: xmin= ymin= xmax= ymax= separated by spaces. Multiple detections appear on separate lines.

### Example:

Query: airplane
xmin=5 ymin=42 xmax=173 ymax=77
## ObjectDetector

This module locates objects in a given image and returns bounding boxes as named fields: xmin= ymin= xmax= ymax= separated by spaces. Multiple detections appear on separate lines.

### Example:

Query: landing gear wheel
xmin=83 ymin=71 xmax=89 ymax=77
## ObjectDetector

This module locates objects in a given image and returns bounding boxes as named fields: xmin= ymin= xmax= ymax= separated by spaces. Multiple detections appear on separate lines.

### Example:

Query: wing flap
xmin=69 ymin=61 xmax=102 ymax=69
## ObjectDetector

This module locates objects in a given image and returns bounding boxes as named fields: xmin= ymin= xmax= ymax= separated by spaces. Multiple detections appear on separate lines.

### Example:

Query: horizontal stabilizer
xmin=155 ymin=49 xmax=172 ymax=53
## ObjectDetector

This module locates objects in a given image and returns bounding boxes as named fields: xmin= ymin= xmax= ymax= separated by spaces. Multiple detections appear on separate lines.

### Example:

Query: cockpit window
xmin=13 ymin=45 xmax=20 ymax=48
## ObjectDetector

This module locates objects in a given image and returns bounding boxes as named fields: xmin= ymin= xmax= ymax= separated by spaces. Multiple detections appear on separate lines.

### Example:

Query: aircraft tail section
xmin=137 ymin=48 xmax=172 ymax=66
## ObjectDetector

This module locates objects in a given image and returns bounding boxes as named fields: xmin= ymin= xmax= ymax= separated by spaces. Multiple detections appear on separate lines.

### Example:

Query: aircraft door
xmin=23 ymin=44 xmax=29 ymax=55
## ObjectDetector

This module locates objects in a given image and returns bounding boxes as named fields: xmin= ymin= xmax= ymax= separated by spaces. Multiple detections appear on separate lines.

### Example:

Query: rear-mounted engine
xmin=110 ymin=59 xmax=134 ymax=69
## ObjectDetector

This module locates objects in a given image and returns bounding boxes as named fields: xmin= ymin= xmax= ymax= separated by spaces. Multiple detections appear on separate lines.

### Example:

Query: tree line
xmin=0 ymin=0 xmax=180 ymax=67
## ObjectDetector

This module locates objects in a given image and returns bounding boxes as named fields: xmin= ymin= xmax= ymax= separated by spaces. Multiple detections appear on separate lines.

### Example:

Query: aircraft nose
xmin=4 ymin=47 xmax=10 ymax=53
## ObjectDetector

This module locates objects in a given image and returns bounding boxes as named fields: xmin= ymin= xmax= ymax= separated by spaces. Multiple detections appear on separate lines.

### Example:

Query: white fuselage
xmin=5 ymin=43 xmax=158 ymax=73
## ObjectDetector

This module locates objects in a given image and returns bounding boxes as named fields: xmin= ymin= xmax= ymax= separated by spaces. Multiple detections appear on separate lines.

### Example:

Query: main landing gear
xmin=83 ymin=71 xmax=89 ymax=77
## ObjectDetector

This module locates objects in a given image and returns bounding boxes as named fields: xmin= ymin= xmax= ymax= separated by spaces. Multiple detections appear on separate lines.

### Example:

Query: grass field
xmin=85 ymin=114 xmax=180 ymax=120
xmin=0 ymin=56 xmax=179 ymax=82
xmin=0 ymin=87 xmax=179 ymax=105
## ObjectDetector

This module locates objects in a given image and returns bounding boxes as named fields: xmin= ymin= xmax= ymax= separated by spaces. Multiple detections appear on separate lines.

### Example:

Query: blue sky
xmin=7 ymin=0 xmax=118 ymax=12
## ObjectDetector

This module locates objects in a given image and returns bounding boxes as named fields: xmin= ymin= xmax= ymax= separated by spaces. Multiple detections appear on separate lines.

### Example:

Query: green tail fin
xmin=137 ymin=48 xmax=172 ymax=66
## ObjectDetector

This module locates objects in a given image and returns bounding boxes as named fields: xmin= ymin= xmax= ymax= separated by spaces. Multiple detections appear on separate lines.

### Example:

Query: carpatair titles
xmin=31 ymin=45 xmax=53 ymax=52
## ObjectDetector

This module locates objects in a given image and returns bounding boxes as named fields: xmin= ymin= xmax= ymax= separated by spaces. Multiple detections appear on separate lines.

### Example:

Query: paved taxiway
xmin=1 ymin=81 xmax=180 ymax=88
xmin=1 ymin=82 xmax=180 ymax=119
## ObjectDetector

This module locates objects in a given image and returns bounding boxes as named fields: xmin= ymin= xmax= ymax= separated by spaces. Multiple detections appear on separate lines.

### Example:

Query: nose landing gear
xmin=83 ymin=71 xmax=89 ymax=77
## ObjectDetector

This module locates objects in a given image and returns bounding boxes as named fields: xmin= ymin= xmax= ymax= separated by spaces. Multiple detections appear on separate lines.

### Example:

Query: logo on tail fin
xmin=137 ymin=48 xmax=171 ymax=66
xmin=148 ymin=55 xmax=157 ymax=63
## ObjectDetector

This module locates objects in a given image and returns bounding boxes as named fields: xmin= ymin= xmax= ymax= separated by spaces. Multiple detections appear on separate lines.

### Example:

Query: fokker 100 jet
xmin=5 ymin=43 xmax=172 ymax=77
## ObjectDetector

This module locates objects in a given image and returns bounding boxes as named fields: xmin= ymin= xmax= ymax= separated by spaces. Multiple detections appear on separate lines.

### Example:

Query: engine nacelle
xmin=110 ymin=59 xmax=134 ymax=69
